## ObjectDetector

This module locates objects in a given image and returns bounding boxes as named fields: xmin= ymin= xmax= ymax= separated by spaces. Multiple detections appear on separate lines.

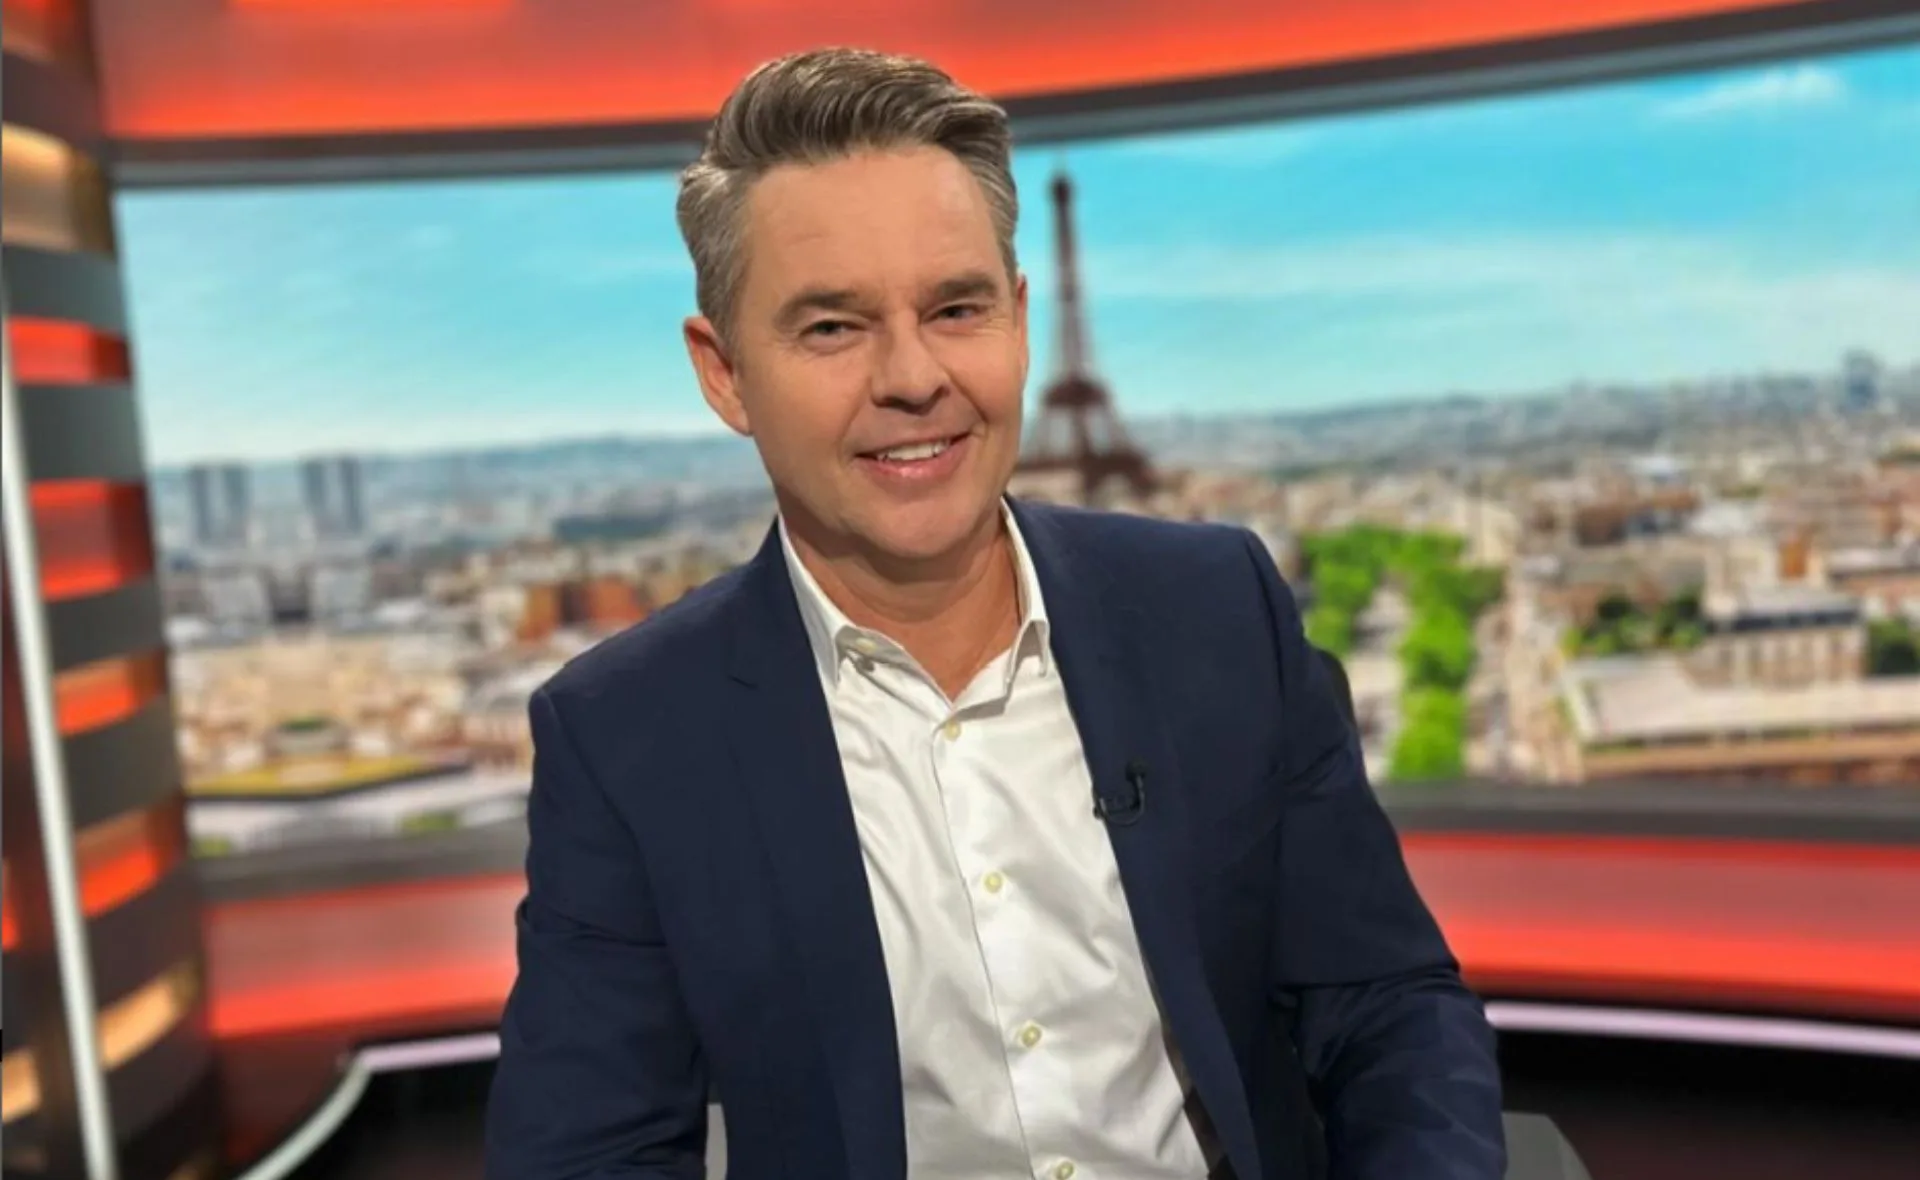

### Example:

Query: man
xmin=485 ymin=47 xmax=1505 ymax=1180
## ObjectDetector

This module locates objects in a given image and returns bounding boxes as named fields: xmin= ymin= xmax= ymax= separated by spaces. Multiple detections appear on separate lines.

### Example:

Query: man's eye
xmin=937 ymin=304 xmax=982 ymax=320
xmin=804 ymin=320 xmax=851 ymax=337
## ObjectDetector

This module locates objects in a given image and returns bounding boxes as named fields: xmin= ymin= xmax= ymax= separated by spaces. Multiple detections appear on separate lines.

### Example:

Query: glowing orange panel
xmin=207 ymin=873 xmax=524 ymax=1037
xmin=0 ymin=0 xmax=87 ymax=66
xmin=8 ymin=319 xmax=134 ymax=385
xmin=0 ymin=801 xmax=185 ymax=952
xmin=231 ymin=0 xmax=513 ymax=9
xmin=3 ymin=959 xmax=199 ymax=1123
xmin=1 ymin=1044 xmax=39 ymax=1125
xmin=75 ymin=799 xmax=186 ymax=922
xmin=200 ymin=834 xmax=1920 ymax=1045
xmin=1403 ymin=833 xmax=1920 ymax=1023
xmin=31 ymin=481 xmax=157 ymax=602
xmin=54 ymin=649 xmax=167 ymax=736
xmin=90 ymin=0 xmax=1806 ymax=139
xmin=0 ymin=862 xmax=14 ymax=952
xmin=0 ymin=126 xmax=118 ymax=255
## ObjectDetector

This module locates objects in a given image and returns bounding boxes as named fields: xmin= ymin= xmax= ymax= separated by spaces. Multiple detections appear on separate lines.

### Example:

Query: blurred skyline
xmin=117 ymin=43 xmax=1920 ymax=466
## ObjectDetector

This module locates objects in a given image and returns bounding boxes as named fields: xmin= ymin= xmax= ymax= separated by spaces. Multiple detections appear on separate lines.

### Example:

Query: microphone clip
xmin=1094 ymin=760 xmax=1148 ymax=827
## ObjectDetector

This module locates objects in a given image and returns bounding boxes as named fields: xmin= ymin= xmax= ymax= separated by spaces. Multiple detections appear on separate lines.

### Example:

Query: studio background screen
xmin=114 ymin=43 xmax=1920 ymax=880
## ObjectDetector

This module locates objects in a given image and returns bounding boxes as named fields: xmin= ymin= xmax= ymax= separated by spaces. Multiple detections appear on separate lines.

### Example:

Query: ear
xmin=684 ymin=315 xmax=752 ymax=437
xmin=1012 ymin=271 xmax=1031 ymax=384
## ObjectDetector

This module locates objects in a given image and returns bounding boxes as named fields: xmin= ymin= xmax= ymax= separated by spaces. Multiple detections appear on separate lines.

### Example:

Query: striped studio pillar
xmin=3 ymin=4 xmax=221 ymax=1179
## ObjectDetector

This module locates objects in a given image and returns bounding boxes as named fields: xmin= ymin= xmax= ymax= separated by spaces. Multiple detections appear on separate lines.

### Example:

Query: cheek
xmin=751 ymin=368 xmax=864 ymax=457
xmin=948 ymin=341 xmax=1028 ymax=419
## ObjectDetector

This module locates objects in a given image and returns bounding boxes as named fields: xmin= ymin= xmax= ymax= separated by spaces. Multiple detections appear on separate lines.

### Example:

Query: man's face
xmin=685 ymin=146 xmax=1028 ymax=568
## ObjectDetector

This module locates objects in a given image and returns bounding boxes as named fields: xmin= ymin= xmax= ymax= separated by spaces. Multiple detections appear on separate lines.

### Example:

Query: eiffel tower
xmin=1017 ymin=168 xmax=1156 ymax=502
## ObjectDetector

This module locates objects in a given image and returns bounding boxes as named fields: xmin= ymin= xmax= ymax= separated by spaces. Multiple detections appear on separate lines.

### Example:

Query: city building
xmin=1842 ymin=348 xmax=1884 ymax=415
xmin=1518 ymin=543 xmax=1710 ymax=627
xmin=1557 ymin=652 xmax=1920 ymax=785
xmin=187 ymin=461 xmax=251 ymax=548
xmin=301 ymin=455 xmax=367 ymax=541
xmin=1813 ymin=543 xmax=1920 ymax=617
xmin=1689 ymin=585 xmax=1867 ymax=688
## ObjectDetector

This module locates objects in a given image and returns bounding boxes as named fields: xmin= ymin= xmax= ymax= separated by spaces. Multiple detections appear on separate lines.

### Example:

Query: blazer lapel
xmin=1014 ymin=500 xmax=1265 ymax=1180
xmin=724 ymin=525 xmax=905 ymax=1180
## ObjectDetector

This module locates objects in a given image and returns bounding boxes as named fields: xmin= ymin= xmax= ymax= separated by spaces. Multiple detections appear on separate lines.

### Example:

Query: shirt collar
xmin=779 ymin=500 xmax=1052 ymax=688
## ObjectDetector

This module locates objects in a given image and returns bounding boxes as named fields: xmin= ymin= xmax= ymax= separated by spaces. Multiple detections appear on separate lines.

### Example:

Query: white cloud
xmin=1655 ymin=64 xmax=1847 ymax=120
xmin=1083 ymin=232 xmax=1732 ymax=302
xmin=1075 ymin=231 xmax=1920 ymax=374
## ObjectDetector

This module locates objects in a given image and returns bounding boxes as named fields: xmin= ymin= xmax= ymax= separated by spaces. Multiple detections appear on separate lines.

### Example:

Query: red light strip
xmin=30 ymin=481 xmax=157 ymax=602
xmin=8 ymin=319 xmax=133 ymax=386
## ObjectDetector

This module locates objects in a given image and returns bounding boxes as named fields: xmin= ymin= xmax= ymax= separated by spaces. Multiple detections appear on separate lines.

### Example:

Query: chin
xmin=859 ymin=496 xmax=999 ymax=564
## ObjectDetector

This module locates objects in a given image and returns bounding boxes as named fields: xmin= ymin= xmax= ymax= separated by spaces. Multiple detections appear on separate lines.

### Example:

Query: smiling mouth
xmin=860 ymin=433 xmax=967 ymax=462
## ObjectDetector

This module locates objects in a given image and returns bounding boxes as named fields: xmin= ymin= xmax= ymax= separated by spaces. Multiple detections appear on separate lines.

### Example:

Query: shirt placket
xmin=938 ymin=657 xmax=1085 ymax=1179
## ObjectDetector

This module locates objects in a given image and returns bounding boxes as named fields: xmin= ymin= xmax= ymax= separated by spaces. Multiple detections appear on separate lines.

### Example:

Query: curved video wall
xmin=71 ymin=37 xmax=1920 ymax=1053
xmin=119 ymin=40 xmax=1919 ymax=843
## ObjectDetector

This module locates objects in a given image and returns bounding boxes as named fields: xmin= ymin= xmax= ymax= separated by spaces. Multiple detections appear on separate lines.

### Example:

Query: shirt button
xmin=850 ymin=635 xmax=879 ymax=655
xmin=1017 ymin=1022 xmax=1042 ymax=1049
xmin=983 ymin=871 xmax=1005 ymax=895
xmin=1053 ymin=1163 xmax=1076 ymax=1180
xmin=941 ymin=718 xmax=962 ymax=740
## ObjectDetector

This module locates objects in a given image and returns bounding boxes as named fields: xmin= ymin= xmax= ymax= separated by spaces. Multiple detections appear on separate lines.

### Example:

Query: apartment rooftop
xmin=1825 ymin=543 xmax=1920 ymax=577
xmin=1562 ymin=655 xmax=1920 ymax=745
xmin=1705 ymin=583 xmax=1861 ymax=624
xmin=1687 ymin=500 xmax=1767 ymax=539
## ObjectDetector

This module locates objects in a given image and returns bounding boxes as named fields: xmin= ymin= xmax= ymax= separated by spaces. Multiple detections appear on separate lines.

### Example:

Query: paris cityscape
xmin=120 ymin=46 xmax=1920 ymax=858
xmin=145 ymin=264 xmax=1920 ymax=857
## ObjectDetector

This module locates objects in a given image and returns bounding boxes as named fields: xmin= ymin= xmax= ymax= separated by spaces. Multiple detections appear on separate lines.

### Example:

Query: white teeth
xmin=874 ymin=438 xmax=951 ymax=462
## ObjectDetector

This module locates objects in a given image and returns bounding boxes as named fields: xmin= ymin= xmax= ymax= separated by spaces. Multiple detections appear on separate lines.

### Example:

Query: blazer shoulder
xmin=1031 ymin=500 xmax=1264 ymax=592
xmin=538 ymin=560 xmax=749 ymax=710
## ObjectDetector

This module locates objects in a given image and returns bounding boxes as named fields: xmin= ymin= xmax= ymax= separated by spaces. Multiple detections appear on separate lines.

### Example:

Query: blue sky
xmin=118 ymin=43 xmax=1920 ymax=466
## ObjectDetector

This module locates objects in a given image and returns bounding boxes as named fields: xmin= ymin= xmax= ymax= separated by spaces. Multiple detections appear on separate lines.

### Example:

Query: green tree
xmin=1401 ymin=613 xmax=1476 ymax=692
xmin=1655 ymin=587 xmax=1703 ymax=631
xmin=1306 ymin=605 xmax=1356 ymax=658
xmin=1389 ymin=530 xmax=1464 ymax=575
xmin=1667 ymin=620 xmax=1707 ymax=650
xmin=1571 ymin=587 xmax=1712 ymax=656
xmin=1455 ymin=565 xmax=1506 ymax=615
xmin=1408 ymin=564 xmax=1504 ymax=620
xmin=1314 ymin=562 xmax=1378 ymax=615
xmin=1584 ymin=629 xmax=1625 ymax=657
xmin=1594 ymin=591 xmax=1637 ymax=625
xmin=1390 ymin=714 xmax=1465 ymax=781
xmin=1402 ymin=687 xmax=1468 ymax=732
xmin=1867 ymin=620 xmax=1920 ymax=676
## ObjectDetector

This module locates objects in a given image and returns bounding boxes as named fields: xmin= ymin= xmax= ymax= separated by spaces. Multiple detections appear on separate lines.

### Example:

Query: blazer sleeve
xmin=484 ymin=686 xmax=709 ymax=1180
xmin=1238 ymin=530 xmax=1508 ymax=1180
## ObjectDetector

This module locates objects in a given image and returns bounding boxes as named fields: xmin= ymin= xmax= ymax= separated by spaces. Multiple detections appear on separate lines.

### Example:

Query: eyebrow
xmin=771 ymin=271 xmax=1004 ymax=333
xmin=928 ymin=271 xmax=1003 ymax=305
xmin=772 ymin=287 xmax=862 ymax=334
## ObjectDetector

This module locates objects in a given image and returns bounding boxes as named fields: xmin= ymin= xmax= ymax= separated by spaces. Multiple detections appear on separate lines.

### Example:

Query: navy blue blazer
xmin=485 ymin=499 xmax=1505 ymax=1180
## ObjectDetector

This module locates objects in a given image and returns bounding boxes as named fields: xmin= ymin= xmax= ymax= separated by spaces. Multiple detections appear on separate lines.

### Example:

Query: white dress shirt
xmin=779 ymin=506 xmax=1217 ymax=1180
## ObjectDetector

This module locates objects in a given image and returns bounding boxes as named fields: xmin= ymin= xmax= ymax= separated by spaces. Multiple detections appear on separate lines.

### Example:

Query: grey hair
xmin=675 ymin=47 xmax=1019 ymax=343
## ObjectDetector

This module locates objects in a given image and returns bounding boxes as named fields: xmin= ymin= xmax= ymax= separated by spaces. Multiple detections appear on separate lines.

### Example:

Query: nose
xmin=869 ymin=320 xmax=948 ymax=411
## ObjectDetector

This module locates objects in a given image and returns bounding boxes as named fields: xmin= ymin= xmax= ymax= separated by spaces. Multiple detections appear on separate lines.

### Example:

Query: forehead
xmin=739 ymin=147 xmax=1003 ymax=297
